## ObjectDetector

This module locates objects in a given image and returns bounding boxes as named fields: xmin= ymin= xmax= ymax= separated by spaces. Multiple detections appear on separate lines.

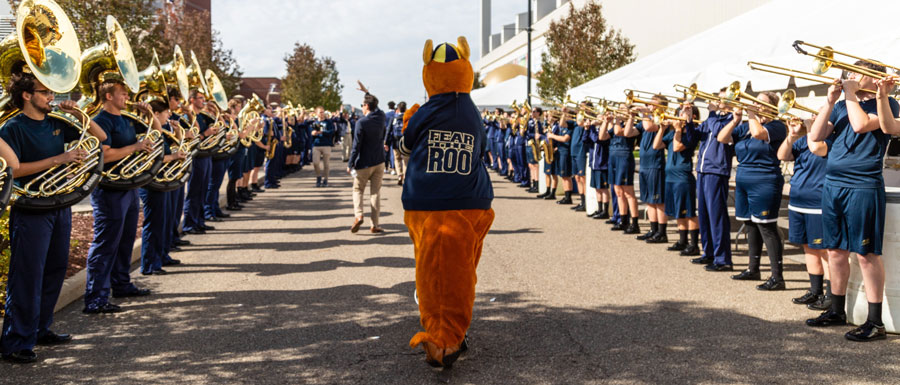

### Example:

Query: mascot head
xmin=421 ymin=36 xmax=473 ymax=97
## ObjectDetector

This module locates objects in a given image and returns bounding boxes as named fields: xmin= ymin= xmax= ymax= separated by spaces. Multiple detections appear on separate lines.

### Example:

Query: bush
xmin=0 ymin=211 xmax=10 ymax=318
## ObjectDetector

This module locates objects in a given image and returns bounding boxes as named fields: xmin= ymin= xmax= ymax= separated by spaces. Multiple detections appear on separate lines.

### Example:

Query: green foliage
xmin=282 ymin=43 xmax=343 ymax=111
xmin=0 ymin=211 xmax=10 ymax=317
xmin=536 ymin=0 xmax=636 ymax=102
xmin=473 ymin=71 xmax=485 ymax=90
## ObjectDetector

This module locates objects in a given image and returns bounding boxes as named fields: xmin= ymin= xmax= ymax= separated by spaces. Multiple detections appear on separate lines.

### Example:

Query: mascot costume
xmin=398 ymin=36 xmax=495 ymax=370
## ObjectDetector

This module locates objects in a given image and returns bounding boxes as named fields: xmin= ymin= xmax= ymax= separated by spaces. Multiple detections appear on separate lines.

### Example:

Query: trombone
xmin=748 ymin=61 xmax=875 ymax=94
xmin=724 ymin=81 xmax=780 ymax=119
xmin=793 ymin=40 xmax=900 ymax=81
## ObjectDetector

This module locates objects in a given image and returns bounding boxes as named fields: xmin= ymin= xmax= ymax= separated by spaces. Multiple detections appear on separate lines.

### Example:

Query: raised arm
xmin=876 ymin=77 xmax=900 ymax=135
xmin=808 ymin=80 xmax=841 ymax=142
xmin=717 ymin=108 xmax=742 ymax=144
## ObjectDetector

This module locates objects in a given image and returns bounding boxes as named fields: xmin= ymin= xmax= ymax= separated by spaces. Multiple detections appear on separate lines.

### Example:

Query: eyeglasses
xmin=31 ymin=89 xmax=53 ymax=96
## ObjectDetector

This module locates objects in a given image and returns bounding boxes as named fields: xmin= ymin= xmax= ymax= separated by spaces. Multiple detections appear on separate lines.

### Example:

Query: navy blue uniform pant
xmin=264 ymin=143 xmax=283 ymax=188
xmin=139 ymin=188 xmax=170 ymax=274
xmin=697 ymin=173 xmax=732 ymax=265
xmin=228 ymin=147 xmax=246 ymax=180
xmin=183 ymin=156 xmax=211 ymax=232
xmin=170 ymin=185 xmax=185 ymax=248
xmin=0 ymin=207 xmax=70 ymax=354
xmin=84 ymin=188 xmax=140 ymax=308
xmin=204 ymin=158 xmax=227 ymax=219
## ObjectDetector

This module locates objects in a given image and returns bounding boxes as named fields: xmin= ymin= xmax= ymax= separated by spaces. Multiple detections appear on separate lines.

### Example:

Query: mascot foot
xmin=421 ymin=335 xmax=469 ymax=368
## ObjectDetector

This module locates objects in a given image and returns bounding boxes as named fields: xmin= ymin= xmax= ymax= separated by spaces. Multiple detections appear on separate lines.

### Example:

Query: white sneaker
xmin=391 ymin=170 xmax=397 ymax=175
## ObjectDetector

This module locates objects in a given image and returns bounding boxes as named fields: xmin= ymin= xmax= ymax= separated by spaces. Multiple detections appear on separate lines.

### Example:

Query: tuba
xmin=282 ymin=101 xmax=295 ymax=149
xmin=187 ymin=50 xmax=224 ymax=157
xmin=0 ymin=0 xmax=105 ymax=212
xmin=207 ymin=69 xmax=239 ymax=160
xmin=78 ymin=15 xmax=164 ymax=190
xmin=239 ymin=93 xmax=265 ymax=147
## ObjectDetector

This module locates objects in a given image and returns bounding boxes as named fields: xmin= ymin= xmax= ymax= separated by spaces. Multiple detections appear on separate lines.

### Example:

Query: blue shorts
xmin=525 ymin=140 xmax=538 ymax=164
xmin=822 ymin=184 xmax=885 ymax=255
xmin=554 ymin=151 xmax=572 ymax=177
xmin=639 ymin=168 xmax=665 ymax=204
xmin=788 ymin=209 xmax=825 ymax=249
xmin=735 ymin=174 xmax=783 ymax=223
xmin=609 ymin=154 xmax=635 ymax=186
xmin=665 ymin=179 xmax=696 ymax=219
xmin=544 ymin=151 xmax=560 ymax=175
xmin=572 ymin=154 xmax=586 ymax=176
xmin=590 ymin=169 xmax=608 ymax=189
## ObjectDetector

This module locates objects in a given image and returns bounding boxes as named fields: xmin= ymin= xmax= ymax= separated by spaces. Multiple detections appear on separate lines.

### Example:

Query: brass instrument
xmin=793 ymin=40 xmax=900 ymax=81
xmin=146 ymin=45 xmax=196 ymax=191
xmin=206 ymin=68 xmax=240 ymax=159
xmin=239 ymin=93 xmax=265 ymax=147
xmin=264 ymin=116 xmax=277 ymax=160
xmin=747 ymin=61 xmax=876 ymax=94
xmin=160 ymin=45 xmax=190 ymax=102
xmin=186 ymin=50 xmax=223 ymax=156
xmin=283 ymin=101 xmax=295 ymax=149
xmin=624 ymin=90 xmax=669 ymax=110
xmin=778 ymin=89 xmax=818 ymax=116
xmin=0 ymin=0 xmax=106 ymax=211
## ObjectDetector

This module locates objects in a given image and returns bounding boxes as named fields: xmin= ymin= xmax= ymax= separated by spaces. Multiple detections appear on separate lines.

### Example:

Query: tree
xmin=472 ymin=71 xmax=485 ymax=90
xmin=536 ymin=0 xmax=635 ymax=102
xmin=282 ymin=43 xmax=343 ymax=111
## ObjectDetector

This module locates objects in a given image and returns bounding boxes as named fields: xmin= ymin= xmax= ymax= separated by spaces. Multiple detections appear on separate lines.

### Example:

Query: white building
xmin=476 ymin=0 xmax=772 ymax=89
xmin=0 ymin=2 xmax=13 ymax=40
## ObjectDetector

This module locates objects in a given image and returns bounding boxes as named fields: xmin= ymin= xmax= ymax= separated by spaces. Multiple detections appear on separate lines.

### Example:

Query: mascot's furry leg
xmin=406 ymin=208 xmax=494 ymax=366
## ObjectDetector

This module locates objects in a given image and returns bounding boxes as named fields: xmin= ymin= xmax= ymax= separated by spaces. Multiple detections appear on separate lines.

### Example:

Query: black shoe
xmin=527 ymin=186 xmax=539 ymax=193
xmin=205 ymin=216 xmax=223 ymax=222
xmin=792 ymin=291 xmax=820 ymax=305
xmin=705 ymin=263 xmax=733 ymax=272
xmin=756 ymin=277 xmax=786 ymax=291
xmin=322 ymin=180 xmax=328 ymax=187
xmin=667 ymin=241 xmax=687 ymax=251
xmin=636 ymin=230 xmax=655 ymax=241
xmin=251 ymin=185 xmax=264 ymax=193
xmin=201 ymin=225 xmax=216 ymax=231
xmin=82 ymin=303 xmax=123 ymax=314
xmin=141 ymin=270 xmax=167 ymax=276
xmin=570 ymin=203 xmax=584 ymax=210
xmin=587 ymin=210 xmax=600 ymax=218
xmin=731 ymin=269 xmax=761 ymax=281
xmin=162 ymin=259 xmax=181 ymax=266
xmin=845 ymin=321 xmax=887 ymax=342
xmin=556 ymin=197 xmax=573 ymax=204
xmin=806 ymin=310 xmax=847 ymax=327
xmin=185 ymin=228 xmax=206 ymax=235
xmin=543 ymin=193 xmax=556 ymax=200
xmin=594 ymin=212 xmax=610 ymax=220
xmin=646 ymin=233 xmax=668 ymax=244
xmin=226 ymin=205 xmax=243 ymax=211
xmin=611 ymin=222 xmax=625 ymax=231
xmin=536 ymin=191 xmax=549 ymax=199
xmin=623 ymin=224 xmax=641 ymax=234
xmin=216 ymin=212 xmax=231 ymax=218
xmin=573 ymin=204 xmax=586 ymax=212
xmin=604 ymin=218 xmax=617 ymax=224
xmin=175 ymin=239 xmax=191 ymax=246
xmin=680 ymin=245 xmax=701 ymax=256
xmin=112 ymin=288 xmax=151 ymax=298
xmin=169 ymin=246 xmax=182 ymax=252
xmin=36 ymin=331 xmax=72 ymax=345
xmin=2 ymin=350 xmax=36 ymax=364
xmin=807 ymin=295 xmax=833 ymax=311
xmin=691 ymin=256 xmax=713 ymax=265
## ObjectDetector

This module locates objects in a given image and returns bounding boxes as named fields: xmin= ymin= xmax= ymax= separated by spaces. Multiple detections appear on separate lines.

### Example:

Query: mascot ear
xmin=423 ymin=40 xmax=433 ymax=65
xmin=403 ymin=104 xmax=421 ymax=133
xmin=456 ymin=36 xmax=470 ymax=61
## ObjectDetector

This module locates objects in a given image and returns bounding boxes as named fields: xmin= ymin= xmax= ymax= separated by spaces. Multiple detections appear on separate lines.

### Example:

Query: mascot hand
xmin=402 ymin=104 xmax=420 ymax=133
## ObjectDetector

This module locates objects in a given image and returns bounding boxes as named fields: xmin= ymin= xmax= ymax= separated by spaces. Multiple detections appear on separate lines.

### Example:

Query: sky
xmin=213 ymin=0 xmax=527 ymax=107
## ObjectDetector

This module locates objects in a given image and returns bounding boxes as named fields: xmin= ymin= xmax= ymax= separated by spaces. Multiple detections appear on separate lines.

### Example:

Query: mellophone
xmin=0 ymin=0 xmax=267 ymax=213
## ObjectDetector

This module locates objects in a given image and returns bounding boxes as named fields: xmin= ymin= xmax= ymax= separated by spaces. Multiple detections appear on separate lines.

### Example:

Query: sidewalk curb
xmin=53 ymin=175 xmax=261 ymax=313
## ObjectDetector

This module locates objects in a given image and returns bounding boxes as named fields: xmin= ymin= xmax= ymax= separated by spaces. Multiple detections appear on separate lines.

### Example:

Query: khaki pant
xmin=313 ymin=146 xmax=331 ymax=177
xmin=353 ymin=163 xmax=384 ymax=227
xmin=341 ymin=133 xmax=352 ymax=161
xmin=393 ymin=148 xmax=407 ymax=179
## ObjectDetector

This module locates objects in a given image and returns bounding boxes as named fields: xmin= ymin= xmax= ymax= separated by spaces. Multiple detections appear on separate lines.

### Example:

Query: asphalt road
xmin=4 ymin=150 xmax=899 ymax=384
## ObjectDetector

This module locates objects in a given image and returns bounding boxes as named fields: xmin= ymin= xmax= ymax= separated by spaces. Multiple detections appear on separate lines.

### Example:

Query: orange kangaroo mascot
xmin=397 ymin=36 xmax=495 ymax=369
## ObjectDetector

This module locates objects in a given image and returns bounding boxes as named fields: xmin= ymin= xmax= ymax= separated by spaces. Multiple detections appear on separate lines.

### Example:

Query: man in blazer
xmin=348 ymin=81 xmax=386 ymax=233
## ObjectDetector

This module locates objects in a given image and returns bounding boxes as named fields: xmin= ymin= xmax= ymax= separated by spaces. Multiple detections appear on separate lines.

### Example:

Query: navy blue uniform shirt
xmin=311 ymin=119 xmax=335 ymax=147
xmin=400 ymin=92 xmax=493 ymax=211
xmin=609 ymin=121 xmax=641 ymax=156
xmin=661 ymin=124 xmax=699 ymax=182
xmin=789 ymin=136 xmax=829 ymax=209
xmin=0 ymin=113 xmax=80 ymax=184
xmin=570 ymin=124 xmax=585 ymax=157
xmin=639 ymin=129 xmax=665 ymax=170
xmin=825 ymin=97 xmax=900 ymax=187
xmin=732 ymin=119 xmax=787 ymax=176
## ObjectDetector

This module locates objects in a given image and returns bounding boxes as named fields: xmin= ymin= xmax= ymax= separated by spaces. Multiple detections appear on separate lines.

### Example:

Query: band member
xmin=582 ymin=117 xmax=610 ymax=219
xmin=182 ymin=88 xmax=217 ymax=235
xmin=718 ymin=92 xmax=787 ymax=288
xmin=637 ymin=97 xmax=668 ymax=242
xmin=494 ymin=109 xmax=510 ymax=177
xmin=804 ymin=63 xmax=900 ymax=342
xmin=139 ymin=100 xmax=186 ymax=275
xmin=311 ymin=106 xmax=335 ymax=187
xmin=386 ymin=102 xmax=407 ymax=185
xmin=263 ymin=106 xmax=283 ymax=190
xmin=608 ymin=106 xmax=641 ymax=234
xmin=652 ymin=104 xmax=701 ymax=255
xmin=225 ymin=98 xmax=246 ymax=211
xmin=693 ymin=88 xmax=734 ymax=271
xmin=84 ymin=79 xmax=156 ymax=313
xmin=569 ymin=112 xmax=587 ymax=211
xmin=166 ymin=87 xmax=191 ymax=250
xmin=0 ymin=71 xmax=99 ymax=363
xmin=548 ymin=111 xmax=573 ymax=204
xmin=778 ymin=118 xmax=831 ymax=310
xmin=249 ymin=109 xmax=268 ymax=193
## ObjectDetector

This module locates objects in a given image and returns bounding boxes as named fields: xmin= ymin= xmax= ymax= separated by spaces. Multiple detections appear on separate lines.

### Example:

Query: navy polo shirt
xmin=695 ymin=111 xmax=734 ymax=176
xmin=0 ymin=113 xmax=80 ymax=185
xmin=609 ymin=121 xmax=641 ymax=157
xmin=554 ymin=121 xmax=572 ymax=154
xmin=639 ymin=129 xmax=665 ymax=170
xmin=94 ymin=110 xmax=138 ymax=149
xmin=662 ymin=124 xmax=699 ymax=182
xmin=400 ymin=92 xmax=493 ymax=211
xmin=732 ymin=119 xmax=787 ymax=176
xmin=825 ymin=98 xmax=900 ymax=187
xmin=570 ymin=124 xmax=585 ymax=156
xmin=789 ymin=136 xmax=829 ymax=209
xmin=311 ymin=119 xmax=335 ymax=147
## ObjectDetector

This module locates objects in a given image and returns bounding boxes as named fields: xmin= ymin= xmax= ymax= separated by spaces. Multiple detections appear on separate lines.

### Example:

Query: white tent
xmin=569 ymin=0 xmax=900 ymax=102
xmin=471 ymin=75 xmax=540 ymax=109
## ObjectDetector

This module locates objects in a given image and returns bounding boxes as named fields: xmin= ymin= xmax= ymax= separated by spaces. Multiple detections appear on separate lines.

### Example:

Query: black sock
xmin=831 ymin=294 xmax=846 ymax=315
xmin=679 ymin=230 xmax=688 ymax=244
xmin=868 ymin=302 xmax=884 ymax=325
xmin=564 ymin=191 xmax=572 ymax=200
xmin=748 ymin=255 xmax=761 ymax=273
xmin=809 ymin=274 xmax=824 ymax=295
xmin=658 ymin=223 xmax=667 ymax=236
xmin=825 ymin=280 xmax=832 ymax=297
xmin=689 ymin=229 xmax=699 ymax=246
xmin=602 ymin=202 xmax=609 ymax=214
xmin=631 ymin=216 xmax=639 ymax=226
xmin=649 ymin=222 xmax=658 ymax=234
xmin=580 ymin=194 xmax=585 ymax=205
